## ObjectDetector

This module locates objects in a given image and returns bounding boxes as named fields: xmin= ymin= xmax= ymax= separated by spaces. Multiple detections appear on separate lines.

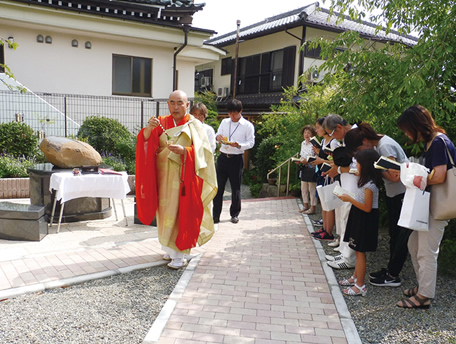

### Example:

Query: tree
xmin=307 ymin=0 xmax=456 ymax=154
xmin=255 ymin=86 xmax=333 ymax=181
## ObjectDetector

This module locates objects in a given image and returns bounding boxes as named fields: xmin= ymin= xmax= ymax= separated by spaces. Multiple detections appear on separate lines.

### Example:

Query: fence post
xmin=64 ymin=96 xmax=67 ymax=137
xmin=141 ymin=100 xmax=144 ymax=128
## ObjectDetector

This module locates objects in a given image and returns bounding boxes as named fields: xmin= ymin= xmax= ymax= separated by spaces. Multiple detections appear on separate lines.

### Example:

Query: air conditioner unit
xmin=201 ymin=76 xmax=211 ymax=87
xmin=309 ymin=69 xmax=323 ymax=83
xmin=217 ymin=87 xmax=229 ymax=99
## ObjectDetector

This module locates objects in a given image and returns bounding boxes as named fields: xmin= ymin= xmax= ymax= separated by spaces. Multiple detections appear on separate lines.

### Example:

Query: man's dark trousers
xmin=213 ymin=153 xmax=244 ymax=219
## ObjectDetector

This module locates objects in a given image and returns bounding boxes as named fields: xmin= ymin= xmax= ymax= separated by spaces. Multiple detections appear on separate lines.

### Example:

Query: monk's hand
xmin=147 ymin=117 xmax=159 ymax=129
xmin=168 ymin=144 xmax=186 ymax=155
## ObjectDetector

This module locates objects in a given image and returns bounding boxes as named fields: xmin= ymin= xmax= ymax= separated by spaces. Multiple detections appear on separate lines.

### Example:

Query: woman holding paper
xmin=296 ymin=125 xmax=318 ymax=214
xmin=396 ymin=105 xmax=456 ymax=309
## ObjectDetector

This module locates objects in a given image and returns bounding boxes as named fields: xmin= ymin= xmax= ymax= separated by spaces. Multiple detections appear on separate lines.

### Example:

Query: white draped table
xmin=49 ymin=171 xmax=131 ymax=232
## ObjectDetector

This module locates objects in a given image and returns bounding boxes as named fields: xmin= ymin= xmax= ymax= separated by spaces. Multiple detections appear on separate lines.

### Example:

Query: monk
xmin=135 ymin=90 xmax=217 ymax=269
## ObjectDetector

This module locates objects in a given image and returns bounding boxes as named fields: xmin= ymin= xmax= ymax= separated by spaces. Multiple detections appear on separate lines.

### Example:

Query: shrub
xmin=255 ymin=136 xmax=281 ymax=182
xmin=0 ymin=122 xmax=39 ymax=158
xmin=77 ymin=116 xmax=133 ymax=156
xmin=439 ymin=220 xmax=456 ymax=277
xmin=101 ymin=154 xmax=127 ymax=172
xmin=115 ymin=137 xmax=136 ymax=175
xmin=0 ymin=155 xmax=36 ymax=178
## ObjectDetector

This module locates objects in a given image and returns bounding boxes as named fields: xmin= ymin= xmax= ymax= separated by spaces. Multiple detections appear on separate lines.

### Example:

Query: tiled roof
xmin=7 ymin=0 xmax=209 ymax=30
xmin=206 ymin=2 xmax=418 ymax=47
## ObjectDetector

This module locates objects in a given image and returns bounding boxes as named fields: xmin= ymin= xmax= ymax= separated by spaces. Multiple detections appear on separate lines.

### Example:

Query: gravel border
xmin=0 ymin=263 xmax=184 ymax=344
xmin=305 ymin=203 xmax=456 ymax=344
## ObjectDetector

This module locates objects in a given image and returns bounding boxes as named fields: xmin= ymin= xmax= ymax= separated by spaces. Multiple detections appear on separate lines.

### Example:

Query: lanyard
xmin=229 ymin=121 xmax=240 ymax=141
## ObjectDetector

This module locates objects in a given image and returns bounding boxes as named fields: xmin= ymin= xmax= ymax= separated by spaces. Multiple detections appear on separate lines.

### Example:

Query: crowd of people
xmin=296 ymin=108 xmax=456 ymax=309
xmin=135 ymin=91 xmax=454 ymax=309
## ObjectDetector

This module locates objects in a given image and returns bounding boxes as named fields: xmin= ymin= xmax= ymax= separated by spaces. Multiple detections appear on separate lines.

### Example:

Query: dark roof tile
xmin=206 ymin=2 xmax=418 ymax=47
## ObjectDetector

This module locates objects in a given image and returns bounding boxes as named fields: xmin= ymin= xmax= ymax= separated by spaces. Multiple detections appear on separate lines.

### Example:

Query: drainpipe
xmin=173 ymin=24 xmax=189 ymax=91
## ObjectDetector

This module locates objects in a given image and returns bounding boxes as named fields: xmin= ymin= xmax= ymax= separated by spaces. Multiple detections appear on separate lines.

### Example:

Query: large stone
xmin=39 ymin=136 xmax=102 ymax=168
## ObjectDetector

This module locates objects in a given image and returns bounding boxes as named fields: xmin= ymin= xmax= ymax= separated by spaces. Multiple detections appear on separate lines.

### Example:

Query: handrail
xmin=267 ymin=153 xmax=300 ymax=197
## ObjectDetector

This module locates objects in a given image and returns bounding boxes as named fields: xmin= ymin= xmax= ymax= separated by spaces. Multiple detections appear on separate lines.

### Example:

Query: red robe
xmin=135 ymin=114 xmax=204 ymax=251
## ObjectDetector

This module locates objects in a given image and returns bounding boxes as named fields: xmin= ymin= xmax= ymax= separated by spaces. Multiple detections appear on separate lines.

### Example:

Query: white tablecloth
xmin=49 ymin=172 xmax=131 ymax=203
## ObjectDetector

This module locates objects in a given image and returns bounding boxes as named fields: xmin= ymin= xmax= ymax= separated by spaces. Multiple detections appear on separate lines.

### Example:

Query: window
xmin=304 ymin=44 xmax=322 ymax=59
xmin=195 ymin=69 xmax=213 ymax=90
xmin=112 ymin=55 xmax=152 ymax=97
xmin=221 ymin=57 xmax=232 ymax=75
xmin=236 ymin=46 xmax=295 ymax=95
xmin=270 ymin=50 xmax=284 ymax=90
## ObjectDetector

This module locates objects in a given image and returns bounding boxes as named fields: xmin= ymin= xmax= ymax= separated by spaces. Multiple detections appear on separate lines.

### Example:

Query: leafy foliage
xmin=0 ymin=38 xmax=26 ymax=93
xmin=306 ymin=0 xmax=456 ymax=153
xmin=0 ymin=155 xmax=36 ymax=178
xmin=77 ymin=116 xmax=133 ymax=157
xmin=254 ymin=86 xmax=332 ymax=181
xmin=115 ymin=137 xmax=136 ymax=175
xmin=193 ymin=91 xmax=220 ymax=131
xmin=0 ymin=122 xmax=39 ymax=158
xmin=101 ymin=154 xmax=127 ymax=173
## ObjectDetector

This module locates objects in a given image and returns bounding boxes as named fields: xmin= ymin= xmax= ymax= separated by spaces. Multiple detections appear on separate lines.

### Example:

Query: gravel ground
xmin=2 ymin=194 xmax=455 ymax=344
xmin=0 ymin=265 xmax=183 ymax=344
xmin=307 ymin=209 xmax=456 ymax=344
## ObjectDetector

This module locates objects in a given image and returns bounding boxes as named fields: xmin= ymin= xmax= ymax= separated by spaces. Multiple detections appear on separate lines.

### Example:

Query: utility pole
xmin=233 ymin=20 xmax=241 ymax=99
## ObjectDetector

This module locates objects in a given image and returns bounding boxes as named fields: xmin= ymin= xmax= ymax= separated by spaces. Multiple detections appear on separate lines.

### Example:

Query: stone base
xmin=0 ymin=202 xmax=48 ymax=241
xmin=28 ymin=165 xmax=112 ymax=222
xmin=134 ymin=197 xmax=156 ymax=226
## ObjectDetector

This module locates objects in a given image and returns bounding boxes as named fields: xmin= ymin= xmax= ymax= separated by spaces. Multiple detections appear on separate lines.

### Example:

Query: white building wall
xmin=2 ymin=24 xmax=176 ymax=98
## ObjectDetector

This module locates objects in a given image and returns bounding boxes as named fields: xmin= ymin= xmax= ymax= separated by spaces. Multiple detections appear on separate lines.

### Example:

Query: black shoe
xmin=213 ymin=217 xmax=220 ymax=224
xmin=369 ymin=268 xmax=388 ymax=279
xmin=369 ymin=274 xmax=401 ymax=287
xmin=230 ymin=216 xmax=239 ymax=224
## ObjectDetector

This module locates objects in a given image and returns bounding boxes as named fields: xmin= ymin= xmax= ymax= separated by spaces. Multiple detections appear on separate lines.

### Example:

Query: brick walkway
xmin=0 ymin=197 xmax=360 ymax=343
xmin=145 ymin=198 xmax=356 ymax=344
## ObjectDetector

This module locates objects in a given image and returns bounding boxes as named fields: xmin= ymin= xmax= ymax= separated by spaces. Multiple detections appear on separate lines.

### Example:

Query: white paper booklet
xmin=332 ymin=184 xmax=355 ymax=199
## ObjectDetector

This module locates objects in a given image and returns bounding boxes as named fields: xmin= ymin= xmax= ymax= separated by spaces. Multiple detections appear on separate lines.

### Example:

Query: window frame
xmin=112 ymin=54 xmax=152 ymax=97
xmin=221 ymin=57 xmax=232 ymax=76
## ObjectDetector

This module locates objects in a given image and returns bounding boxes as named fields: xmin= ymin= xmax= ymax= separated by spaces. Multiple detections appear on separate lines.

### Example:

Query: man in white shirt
xmin=213 ymin=99 xmax=255 ymax=224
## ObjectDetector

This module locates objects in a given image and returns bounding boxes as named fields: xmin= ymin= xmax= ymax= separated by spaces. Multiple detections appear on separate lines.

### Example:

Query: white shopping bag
xmin=398 ymin=188 xmax=430 ymax=231
xmin=316 ymin=181 xmax=344 ymax=211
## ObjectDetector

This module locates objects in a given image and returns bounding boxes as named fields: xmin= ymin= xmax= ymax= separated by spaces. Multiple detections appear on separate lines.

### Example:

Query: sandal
xmin=403 ymin=287 xmax=418 ymax=297
xmin=339 ymin=276 xmax=356 ymax=286
xmin=397 ymin=294 xmax=430 ymax=309
xmin=343 ymin=284 xmax=367 ymax=297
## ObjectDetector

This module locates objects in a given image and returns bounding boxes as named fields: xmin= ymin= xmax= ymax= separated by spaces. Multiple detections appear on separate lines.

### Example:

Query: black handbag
xmin=300 ymin=166 xmax=316 ymax=182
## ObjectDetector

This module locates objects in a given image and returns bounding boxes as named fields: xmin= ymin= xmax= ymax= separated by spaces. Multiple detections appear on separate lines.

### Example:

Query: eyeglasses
xmin=328 ymin=127 xmax=336 ymax=137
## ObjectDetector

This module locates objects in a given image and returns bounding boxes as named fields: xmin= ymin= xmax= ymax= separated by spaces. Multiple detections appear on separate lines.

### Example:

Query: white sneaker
xmin=163 ymin=253 xmax=172 ymax=261
xmin=167 ymin=259 xmax=188 ymax=270
xmin=325 ymin=254 xmax=343 ymax=261
xmin=328 ymin=238 xmax=340 ymax=247
xmin=333 ymin=246 xmax=341 ymax=252
xmin=327 ymin=259 xmax=355 ymax=269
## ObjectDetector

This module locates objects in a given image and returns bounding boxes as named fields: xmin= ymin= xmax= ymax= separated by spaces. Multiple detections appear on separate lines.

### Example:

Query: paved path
xmin=0 ymin=196 xmax=360 ymax=344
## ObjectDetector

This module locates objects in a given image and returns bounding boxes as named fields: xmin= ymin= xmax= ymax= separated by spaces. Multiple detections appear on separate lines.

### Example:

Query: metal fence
xmin=0 ymin=90 xmax=179 ymax=138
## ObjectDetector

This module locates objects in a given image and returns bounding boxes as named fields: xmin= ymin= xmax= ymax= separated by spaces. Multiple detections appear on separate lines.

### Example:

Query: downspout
xmin=173 ymin=24 xmax=189 ymax=91
xmin=285 ymin=27 xmax=305 ymax=79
